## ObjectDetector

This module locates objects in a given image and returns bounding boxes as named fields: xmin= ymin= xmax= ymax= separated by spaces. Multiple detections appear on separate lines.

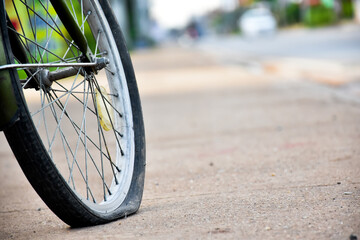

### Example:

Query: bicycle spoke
xmin=91 ymin=78 xmax=124 ymax=156
xmin=52 ymin=81 xmax=124 ymax=127
xmin=25 ymin=0 xmax=43 ymax=63
xmin=20 ymin=0 xmax=81 ymax=52
xmin=47 ymin=70 xmax=84 ymax=152
xmin=31 ymin=78 xmax=85 ymax=117
xmin=15 ymin=0 xmax=81 ymax=65
xmin=91 ymin=86 xmax=120 ymax=185
xmin=20 ymin=67 xmax=41 ymax=89
xmin=81 ymin=0 xmax=84 ymax=33
xmin=42 ymin=88 xmax=54 ymax=159
xmin=51 ymin=89 xmax=115 ymax=166
xmin=44 ymin=90 xmax=76 ymax=188
xmin=45 ymin=0 xmax=49 ymax=62
xmin=91 ymin=76 xmax=123 ymax=118
xmin=48 ymin=88 xmax=108 ymax=203
xmin=57 ymin=8 xmax=92 ymax=63
xmin=39 ymin=13 xmax=77 ymax=64
xmin=53 ymin=9 xmax=93 ymax=69
xmin=94 ymin=30 xmax=101 ymax=56
xmin=90 ymin=76 xmax=124 ymax=155
xmin=11 ymin=0 xmax=32 ymax=59
xmin=50 ymin=86 xmax=115 ymax=197
xmin=89 ymin=79 xmax=121 ymax=199
xmin=7 ymin=27 xmax=68 ymax=63
xmin=82 ymin=79 xmax=90 ymax=200
xmin=51 ymin=87 xmax=116 ymax=96
xmin=53 ymin=82 xmax=97 ymax=115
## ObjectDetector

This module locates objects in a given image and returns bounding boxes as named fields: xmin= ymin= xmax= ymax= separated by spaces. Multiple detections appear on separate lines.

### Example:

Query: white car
xmin=239 ymin=8 xmax=277 ymax=37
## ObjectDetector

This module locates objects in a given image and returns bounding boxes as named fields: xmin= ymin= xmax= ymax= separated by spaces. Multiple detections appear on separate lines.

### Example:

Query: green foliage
xmin=342 ymin=0 xmax=354 ymax=18
xmin=285 ymin=3 xmax=301 ymax=25
xmin=304 ymin=5 xmax=336 ymax=27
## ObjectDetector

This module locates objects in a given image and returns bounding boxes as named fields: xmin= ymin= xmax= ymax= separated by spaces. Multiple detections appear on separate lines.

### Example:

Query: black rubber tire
xmin=2 ymin=0 xmax=145 ymax=227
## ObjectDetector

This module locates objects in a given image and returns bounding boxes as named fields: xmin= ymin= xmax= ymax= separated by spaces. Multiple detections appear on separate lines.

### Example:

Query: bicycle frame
xmin=0 ymin=2 xmax=18 ymax=131
xmin=0 ymin=0 xmax=92 ymax=130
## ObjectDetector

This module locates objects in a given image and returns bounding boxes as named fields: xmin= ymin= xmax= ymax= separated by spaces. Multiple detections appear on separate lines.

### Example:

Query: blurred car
xmin=238 ymin=8 xmax=277 ymax=37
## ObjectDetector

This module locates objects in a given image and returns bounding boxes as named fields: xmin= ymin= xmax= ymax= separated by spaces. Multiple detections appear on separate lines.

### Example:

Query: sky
xmin=149 ymin=0 xmax=238 ymax=28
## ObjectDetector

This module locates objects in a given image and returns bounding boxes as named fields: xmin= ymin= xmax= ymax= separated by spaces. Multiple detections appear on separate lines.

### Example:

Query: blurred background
xmin=1 ymin=1 xmax=360 ymax=237
xmin=108 ymin=0 xmax=360 ymax=96
xmin=109 ymin=0 xmax=360 ymax=47
xmin=109 ymin=0 xmax=360 ymax=87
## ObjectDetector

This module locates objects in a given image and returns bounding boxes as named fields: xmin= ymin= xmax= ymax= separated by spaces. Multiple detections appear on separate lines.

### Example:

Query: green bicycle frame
xmin=0 ymin=0 xmax=90 ymax=130
xmin=0 ymin=23 xmax=18 ymax=131
xmin=0 ymin=1 xmax=18 ymax=131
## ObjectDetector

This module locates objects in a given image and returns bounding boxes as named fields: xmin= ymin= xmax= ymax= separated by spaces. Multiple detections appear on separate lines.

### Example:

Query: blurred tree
xmin=109 ymin=0 xmax=150 ymax=48
xmin=125 ymin=0 xmax=136 ymax=43
xmin=304 ymin=3 xmax=336 ymax=26
xmin=341 ymin=0 xmax=354 ymax=18
xmin=286 ymin=3 xmax=301 ymax=24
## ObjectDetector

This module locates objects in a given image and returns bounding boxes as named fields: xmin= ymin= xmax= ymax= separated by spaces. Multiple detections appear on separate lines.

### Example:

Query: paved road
xmin=198 ymin=24 xmax=360 ymax=63
xmin=0 ymin=45 xmax=359 ymax=239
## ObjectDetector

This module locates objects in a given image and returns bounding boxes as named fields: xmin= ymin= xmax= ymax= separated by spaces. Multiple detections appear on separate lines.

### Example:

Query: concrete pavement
xmin=0 ymin=46 xmax=359 ymax=239
xmin=197 ymin=23 xmax=360 ymax=87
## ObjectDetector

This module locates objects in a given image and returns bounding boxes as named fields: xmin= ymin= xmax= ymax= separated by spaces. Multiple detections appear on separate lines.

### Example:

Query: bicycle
xmin=0 ymin=0 xmax=145 ymax=227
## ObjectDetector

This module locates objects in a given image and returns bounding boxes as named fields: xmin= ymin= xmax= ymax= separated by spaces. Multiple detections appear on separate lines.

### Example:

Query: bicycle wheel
xmin=1 ymin=0 xmax=145 ymax=227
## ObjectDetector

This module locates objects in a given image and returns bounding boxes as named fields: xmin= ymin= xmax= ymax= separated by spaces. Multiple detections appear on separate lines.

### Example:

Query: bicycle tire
xmin=1 ymin=0 xmax=145 ymax=227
